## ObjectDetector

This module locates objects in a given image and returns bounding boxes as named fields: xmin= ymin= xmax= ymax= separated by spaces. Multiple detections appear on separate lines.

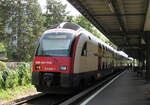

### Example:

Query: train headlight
xmin=35 ymin=65 xmax=42 ymax=70
xmin=60 ymin=66 xmax=67 ymax=71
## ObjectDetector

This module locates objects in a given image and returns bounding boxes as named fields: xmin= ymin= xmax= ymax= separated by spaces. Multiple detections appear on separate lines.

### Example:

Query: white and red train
xmin=32 ymin=22 xmax=128 ymax=93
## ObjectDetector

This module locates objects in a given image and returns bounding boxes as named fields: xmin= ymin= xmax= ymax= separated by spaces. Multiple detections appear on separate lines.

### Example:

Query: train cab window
xmin=36 ymin=32 xmax=75 ymax=57
xmin=81 ymin=42 xmax=87 ymax=56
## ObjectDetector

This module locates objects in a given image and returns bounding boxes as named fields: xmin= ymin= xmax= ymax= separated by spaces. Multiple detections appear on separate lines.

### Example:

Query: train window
xmin=98 ymin=43 xmax=104 ymax=56
xmin=81 ymin=42 xmax=87 ymax=56
xmin=102 ymin=62 xmax=105 ymax=70
xmin=63 ymin=23 xmax=80 ymax=31
xmin=70 ymin=38 xmax=76 ymax=56
xmin=107 ymin=63 xmax=109 ymax=70
xmin=104 ymin=47 xmax=106 ymax=52
xmin=36 ymin=32 xmax=75 ymax=57
xmin=106 ymin=63 xmax=108 ymax=70
xmin=98 ymin=43 xmax=102 ymax=49
xmin=102 ymin=45 xmax=104 ymax=54
xmin=88 ymin=36 xmax=91 ymax=40
xmin=102 ymin=45 xmax=103 ymax=50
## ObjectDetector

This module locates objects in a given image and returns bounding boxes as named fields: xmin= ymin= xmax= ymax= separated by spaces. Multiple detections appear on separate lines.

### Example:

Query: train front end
xmin=32 ymin=30 xmax=75 ymax=93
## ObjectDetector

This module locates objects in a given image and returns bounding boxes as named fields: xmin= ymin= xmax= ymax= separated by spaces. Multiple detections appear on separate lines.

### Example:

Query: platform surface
xmin=85 ymin=72 xmax=150 ymax=105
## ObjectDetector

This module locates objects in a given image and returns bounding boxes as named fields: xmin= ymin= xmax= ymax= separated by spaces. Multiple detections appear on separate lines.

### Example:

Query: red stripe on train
xmin=71 ymin=35 xmax=80 ymax=73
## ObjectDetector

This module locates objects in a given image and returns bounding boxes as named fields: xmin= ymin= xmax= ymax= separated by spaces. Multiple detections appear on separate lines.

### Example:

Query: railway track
xmin=3 ymin=71 xmax=124 ymax=105
xmin=18 ymin=94 xmax=72 ymax=105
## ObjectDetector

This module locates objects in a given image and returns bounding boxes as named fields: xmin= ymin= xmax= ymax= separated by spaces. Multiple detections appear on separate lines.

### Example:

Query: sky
xmin=37 ymin=0 xmax=81 ymax=16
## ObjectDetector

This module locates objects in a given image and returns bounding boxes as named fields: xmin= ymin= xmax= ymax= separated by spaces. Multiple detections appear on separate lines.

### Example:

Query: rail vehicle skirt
xmin=32 ymin=72 xmax=73 ymax=88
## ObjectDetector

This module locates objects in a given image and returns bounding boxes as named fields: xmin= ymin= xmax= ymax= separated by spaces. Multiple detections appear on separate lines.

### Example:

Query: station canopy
xmin=68 ymin=0 xmax=150 ymax=59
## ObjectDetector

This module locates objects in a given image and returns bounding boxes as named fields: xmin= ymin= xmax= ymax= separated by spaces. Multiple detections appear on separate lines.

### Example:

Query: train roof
xmin=47 ymin=22 xmax=128 ymax=59
xmin=48 ymin=22 xmax=81 ymax=31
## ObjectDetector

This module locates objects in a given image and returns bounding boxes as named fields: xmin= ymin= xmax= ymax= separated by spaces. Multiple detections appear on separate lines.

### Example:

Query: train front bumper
xmin=32 ymin=72 xmax=73 ymax=89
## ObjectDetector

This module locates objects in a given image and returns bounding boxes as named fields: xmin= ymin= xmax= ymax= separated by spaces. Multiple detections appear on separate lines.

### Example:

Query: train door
xmin=97 ymin=43 xmax=103 ymax=79
xmin=98 ymin=43 xmax=103 ymax=71
xmin=79 ymin=42 xmax=87 ymax=73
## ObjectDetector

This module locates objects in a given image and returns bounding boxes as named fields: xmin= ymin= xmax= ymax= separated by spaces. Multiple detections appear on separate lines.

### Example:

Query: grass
xmin=0 ymin=84 xmax=36 ymax=100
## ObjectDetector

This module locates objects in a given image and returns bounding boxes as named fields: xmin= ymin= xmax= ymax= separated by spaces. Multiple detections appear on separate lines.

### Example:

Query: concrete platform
xmin=83 ymin=72 xmax=150 ymax=105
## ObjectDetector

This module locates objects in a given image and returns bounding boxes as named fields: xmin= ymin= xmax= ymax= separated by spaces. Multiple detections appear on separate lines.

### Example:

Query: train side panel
xmin=71 ymin=34 xmax=99 ymax=88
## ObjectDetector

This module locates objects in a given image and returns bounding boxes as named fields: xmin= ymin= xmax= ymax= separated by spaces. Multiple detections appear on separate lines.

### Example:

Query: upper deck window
xmin=81 ymin=42 xmax=87 ymax=56
xmin=63 ymin=23 xmax=80 ymax=31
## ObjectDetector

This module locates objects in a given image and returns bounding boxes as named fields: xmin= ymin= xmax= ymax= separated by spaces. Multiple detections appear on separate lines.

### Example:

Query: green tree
xmin=21 ymin=0 xmax=45 ymax=61
xmin=66 ymin=16 xmax=74 ymax=23
xmin=2 ymin=0 xmax=44 ymax=61
xmin=0 ymin=0 xmax=68 ymax=61
xmin=67 ymin=16 xmax=101 ymax=38
xmin=0 ymin=0 xmax=12 ymax=42
xmin=44 ymin=0 xmax=68 ymax=28
xmin=0 ymin=43 xmax=6 ymax=53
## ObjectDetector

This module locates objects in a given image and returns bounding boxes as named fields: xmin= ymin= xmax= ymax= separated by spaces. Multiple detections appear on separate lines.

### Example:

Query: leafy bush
xmin=0 ymin=61 xmax=7 ymax=71
xmin=16 ymin=63 xmax=31 ymax=85
xmin=0 ymin=43 xmax=6 ymax=53
xmin=0 ymin=71 xmax=4 ymax=90
xmin=5 ymin=69 xmax=19 ymax=88
xmin=0 ymin=62 xmax=32 ymax=90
